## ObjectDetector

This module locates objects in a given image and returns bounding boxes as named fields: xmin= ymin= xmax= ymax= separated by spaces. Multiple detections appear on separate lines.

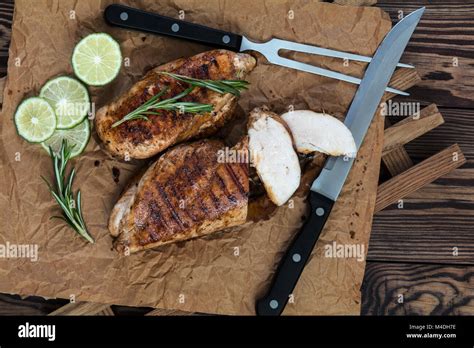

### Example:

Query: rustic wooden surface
xmin=376 ymin=144 xmax=466 ymax=212
xmin=0 ymin=0 xmax=473 ymax=315
xmin=366 ymin=0 xmax=474 ymax=314
xmin=361 ymin=263 xmax=474 ymax=315
xmin=382 ymin=104 xmax=444 ymax=156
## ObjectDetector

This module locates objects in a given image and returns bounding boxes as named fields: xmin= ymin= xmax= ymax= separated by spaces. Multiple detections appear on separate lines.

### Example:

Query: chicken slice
xmin=281 ymin=110 xmax=357 ymax=157
xmin=248 ymin=106 xmax=301 ymax=206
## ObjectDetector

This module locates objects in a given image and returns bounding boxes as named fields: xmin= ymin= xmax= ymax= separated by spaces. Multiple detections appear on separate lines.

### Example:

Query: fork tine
xmin=269 ymin=55 xmax=409 ymax=96
xmin=270 ymin=38 xmax=414 ymax=69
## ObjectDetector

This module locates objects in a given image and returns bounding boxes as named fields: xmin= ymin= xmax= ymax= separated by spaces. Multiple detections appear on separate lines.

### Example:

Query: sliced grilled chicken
xmin=110 ymin=138 xmax=249 ymax=254
xmin=281 ymin=110 xmax=357 ymax=157
xmin=95 ymin=50 xmax=256 ymax=159
xmin=248 ymin=106 xmax=301 ymax=206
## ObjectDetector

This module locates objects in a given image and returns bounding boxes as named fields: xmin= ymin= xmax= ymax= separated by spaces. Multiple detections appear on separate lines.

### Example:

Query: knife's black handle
xmin=104 ymin=4 xmax=243 ymax=51
xmin=256 ymin=191 xmax=334 ymax=316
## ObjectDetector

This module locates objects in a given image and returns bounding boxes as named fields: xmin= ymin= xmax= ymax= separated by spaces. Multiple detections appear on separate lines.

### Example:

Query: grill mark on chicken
xmin=190 ymin=152 xmax=222 ymax=215
xmin=165 ymin=149 xmax=199 ymax=228
xmin=194 ymin=160 xmax=219 ymax=216
xmin=168 ymin=179 xmax=199 ymax=223
xmin=239 ymin=161 xmax=249 ymax=177
xmin=148 ymin=200 xmax=165 ymax=232
xmin=224 ymin=163 xmax=247 ymax=197
xmin=110 ymin=139 xmax=249 ymax=253
xmin=218 ymin=165 xmax=243 ymax=206
xmin=95 ymin=50 xmax=256 ymax=159
xmin=211 ymin=172 xmax=230 ymax=208
xmin=155 ymin=182 xmax=187 ymax=230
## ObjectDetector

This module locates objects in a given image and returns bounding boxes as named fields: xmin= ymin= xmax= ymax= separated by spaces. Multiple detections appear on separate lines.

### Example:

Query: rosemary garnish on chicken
xmin=159 ymin=72 xmax=250 ymax=97
xmin=111 ymin=73 xmax=249 ymax=128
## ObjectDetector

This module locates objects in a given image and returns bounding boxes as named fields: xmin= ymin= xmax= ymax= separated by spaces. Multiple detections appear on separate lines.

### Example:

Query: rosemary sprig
xmin=41 ymin=140 xmax=94 ymax=244
xmin=159 ymin=72 xmax=250 ymax=96
xmin=111 ymin=87 xmax=213 ymax=128
xmin=111 ymin=73 xmax=250 ymax=128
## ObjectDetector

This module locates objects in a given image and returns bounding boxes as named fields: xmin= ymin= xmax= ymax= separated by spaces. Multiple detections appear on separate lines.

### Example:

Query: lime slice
xmin=41 ymin=118 xmax=90 ymax=158
xmin=40 ymin=76 xmax=90 ymax=129
xmin=14 ymin=97 xmax=57 ymax=143
xmin=72 ymin=33 xmax=122 ymax=86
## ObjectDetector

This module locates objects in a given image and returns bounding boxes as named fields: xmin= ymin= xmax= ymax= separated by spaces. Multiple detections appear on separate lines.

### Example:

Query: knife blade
xmin=255 ymin=7 xmax=425 ymax=316
xmin=104 ymin=4 xmax=410 ymax=95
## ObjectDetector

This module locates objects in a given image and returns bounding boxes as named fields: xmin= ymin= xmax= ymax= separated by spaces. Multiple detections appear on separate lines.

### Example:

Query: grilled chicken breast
xmin=95 ymin=50 xmax=256 ymax=159
xmin=110 ymin=138 xmax=249 ymax=254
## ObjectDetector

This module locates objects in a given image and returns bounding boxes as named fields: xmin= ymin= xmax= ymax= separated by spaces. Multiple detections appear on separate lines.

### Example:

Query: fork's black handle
xmin=104 ymin=4 xmax=243 ymax=51
xmin=256 ymin=191 xmax=334 ymax=316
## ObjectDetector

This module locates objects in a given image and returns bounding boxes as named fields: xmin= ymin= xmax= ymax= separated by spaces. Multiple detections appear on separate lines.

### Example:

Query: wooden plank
xmin=146 ymin=308 xmax=198 ymax=316
xmin=377 ymin=1 xmax=474 ymax=108
xmin=405 ymin=107 xmax=474 ymax=164
xmin=382 ymin=118 xmax=413 ymax=176
xmin=377 ymin=68 xmax=421 ymax=177
xmin=0 ymin=0 xmax=13 ymax=77
xmin=383 ymin=68 xmax=421 ymax=102
xmin=372 ymin=130 xmax=472 ymax=265
xmin=407 ymin=168 xmax=473 ymax=201
xmin=0 ymin=0 xmax=13 ymax=110
xmin=383 ymin=104 xmax=444 ymax=155
xmin=0 ymin=76 xmax=5 ymax=106
xmin=369 ymin=198 xmax=474 ymax=264
xmin=379 ymin=68 xmax=421 ymax=175
xmin=48 ymin=302 xmax=113 ymax=316
xmin=96 ymin=306 xmax=115 ymax=316
xmin=403 ymin=107 xmax=474 ymax=200
xmin=375 ymin=144 xmax=466 ymax=213
xmin=382 ymin=149 xmax=413 ymax=176
xmin=334 ymin=0 xmax=377 ymax=6
xmin=361 ymin=262 xmax=474 ymax=315
xmin=371 ymin=107 xmax=474 ymax=265
xmin=0 ymin=294 xmax=67 ymax=315
xmin=381 ymin=103 xmax=443 ymax=176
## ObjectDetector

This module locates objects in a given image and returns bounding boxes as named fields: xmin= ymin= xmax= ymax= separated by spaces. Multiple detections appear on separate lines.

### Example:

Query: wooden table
xmin=0 ymin=0 xmax=472 ymax=315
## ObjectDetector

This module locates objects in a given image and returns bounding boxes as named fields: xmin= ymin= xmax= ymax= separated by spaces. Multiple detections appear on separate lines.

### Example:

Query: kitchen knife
xmin=104 ymin=4 xmax=410 ymax=95
xmin=255 ymin=7 xmax=425 ymax=316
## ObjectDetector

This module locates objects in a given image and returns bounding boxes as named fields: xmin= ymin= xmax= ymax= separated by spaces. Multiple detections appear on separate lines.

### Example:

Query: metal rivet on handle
xmin=292 ymin=253 xmax=301 ymax=263
xmin=316 ymin=207 xmax=325 ymax=216
xmin=222 ymin=35 xmax=231 ymax=44
xmin=269 ymin=300 xmax=279 ymax=309
xmin=171 ymin=23 xmax=180 ymax=32
xmin=120 ymin=12 xmax=129 ymax=21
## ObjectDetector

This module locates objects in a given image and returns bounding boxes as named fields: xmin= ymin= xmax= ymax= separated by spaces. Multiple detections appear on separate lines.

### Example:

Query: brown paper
xmin=0 ymin=0 xmax=389 ymax=314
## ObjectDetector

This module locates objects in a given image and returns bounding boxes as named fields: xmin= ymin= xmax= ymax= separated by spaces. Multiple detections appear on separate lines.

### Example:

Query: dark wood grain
xmin=369 ymin=202 xmax=474 ymax=264
xmin=370 ymin=107 xmax=474 ymax=264
xmin=383 ymin=104 xmax=444 ymax=156
xmin=0 ymin=294 xmax=67 ymax=315
xmin=377 ymin=0 xmax=474 ymax=108
xmin=0 ymin=0 xmax=12 ymax=108
xmin=376 ymin=144 xmax=466 ymax=212
xmin=361 ymin=262 xmax=474 ymax=315
xmin=0 ymin=0 xmax=13 ymax=77
xmin=369 ymin=0 xmax=474 ymax=312
xmin=405 ymin=108 xmax=474 ymax=168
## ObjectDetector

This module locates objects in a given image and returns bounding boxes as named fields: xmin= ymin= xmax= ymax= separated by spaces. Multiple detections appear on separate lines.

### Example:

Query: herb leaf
xmin=111 ymin=73 xmax=249 ymax=128
xmin=43 ymin=140 xmax=94 ymax=243
xmin=159 ymin=72 xmax=250 ymax=96
xmin=111 ymin=87 xmax=212 ymax=128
